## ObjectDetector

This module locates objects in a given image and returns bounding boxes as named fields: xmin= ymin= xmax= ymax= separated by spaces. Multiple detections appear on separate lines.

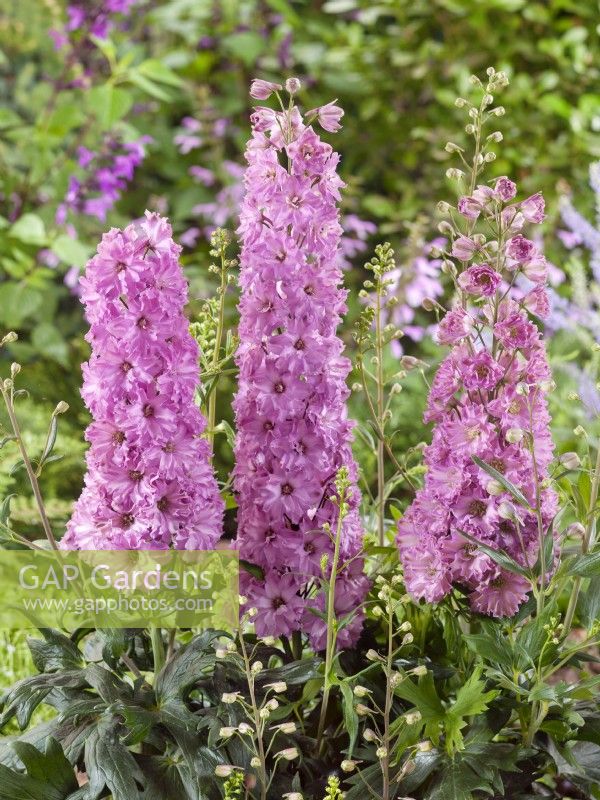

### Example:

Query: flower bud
xmin=486 ymin=479 xmax=504 ymax=496
xmin=221 ymin=692 xmax=240 ymax=704
xmin=376 ymin=746 xmax=388 ymax=759
xmin=506 ymin=427 xmax=524 ymax=443
xmin=10 ymin=363 xmax=20 ymax=377
xmin=251 ymin=660 xmax=263 ymax=673
xmin=272 ymin=721 xmax=297 ymax=734
xmin=353 ymin=685 xmax=371 ymax=697
xmin=285 ymin=77 xmax=301 ymax=94
xmin=250 ymin=756 xmax=261 ymax=768
xmin=411 ymin=665 xmax=427 ymax=677
xmin=404 ymin=711 xmax=422 ymax=725
xmin=559 ymin=452 xmax=580 ymax=470
xmin=215 ymin=765 xmax=235 ymax=777
xmin=341 ymin=760 xmax=357 ymax=773
xmin=363 ymin=728 xmax=379 ymax=742
xmin=355 ymin=703 xmax=370 ymax=716
xmin=498 ymin=501 xmax=516 ymax=520
xmin=238 ymin=722 xmax=253 ymax=734
xmin=1 ymin=332 xmax=18 ymax=345
xmin=219 ymin=726 xmax=236 ymax=738
xmin=276 ymin=747 xmax=298 ymax=761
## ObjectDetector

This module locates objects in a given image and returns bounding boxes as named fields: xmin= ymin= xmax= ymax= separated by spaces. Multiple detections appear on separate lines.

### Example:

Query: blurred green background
xmin=1 ymin=0 xmax=599 ymax=539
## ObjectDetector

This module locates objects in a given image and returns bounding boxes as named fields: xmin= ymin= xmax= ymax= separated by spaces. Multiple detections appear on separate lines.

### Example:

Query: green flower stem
xmin=564 ymin=441 xmax=600 ymax=632
xmin=0 ymin=382 xmax=58 ymax=551
xmin=238 ymin=633 xmax=267 ymax=800
xmin=316 ymin=480 xmax=348 ymax=748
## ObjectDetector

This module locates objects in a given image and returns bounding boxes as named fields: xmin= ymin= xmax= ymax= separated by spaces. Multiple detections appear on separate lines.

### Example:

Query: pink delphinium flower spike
xmin=398 ymin=172 xmax=558 ymax=617
xmin=234 ymin=83 xmax=367 ymax=646
xmin=63 ymin=212 xmax=223 ymax=550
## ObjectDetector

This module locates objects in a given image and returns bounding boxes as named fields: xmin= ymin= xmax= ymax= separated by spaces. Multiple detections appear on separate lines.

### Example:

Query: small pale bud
xmin=506 ymin=427 xmax=524 ymax=444
xmin=221 ymin=692 xmax=240 ymax=704
xmin=355 ymin=703 xmax=370 ymax=716
xmin=493 ymin=106 xmax=505 ymax=116
xmin=285 ymin=77 xmax=301 ymax=94
xmin=215 ymin=765 xmax=235 ymax=777
xmin=219 ymin=726 xmax=236 ymax=738
xmin=341 ymin=759 xmax=357 ymax=773
xmin=498 ymin=501 xmax=516 ymax=520
xmin=574 ymin=425 xmax=586 ymax=437
xmin=411 ymin=665 xmax=427 ymax=677
xmin=353 ymin=685 xmax=371 ymax=698
xmin=250 ymin=756 xmax=262 ymax=768
xmin=540 ymin=379 xmax=556 ymax=393
xmin=404 ymin=711 xmax=422 ymax=725
xmin=366 ymin=649 xmax=381 ymax=662
xmin=376 ymin=746 xmax=388 ymax=759
xmin=251 ymin=660 xmax=263 ymax=673
xmin=399 ymin=620 xmax=412 ymax=632
xmin=10 ymin=363 xmax=20 ymax=377
xmin=437 ymin=201 xmax=451 ymax=213
xmin=486 ymin=479 xmax=504 ymax=496
xmin=265 ymin=681 xmax=287 ymax=693
xmin=363 ymin=728 xmax=379 ymax=742
xmin=401 ymin=632 xmax=414 ymax=646
xmin=417 ymin=740 xmax=433 ymax=752
xmin=559 ymin=452 xmax=580 ymax=470
xmin=272 ymin=721 xmax=297 ymax=734
xmin=238 ymin=722 xmax=253 ymax=734
xmin=1 ymin=332 xmax=17 ymax=345
xmin=277 ymin=747 xmax=298 ymax=761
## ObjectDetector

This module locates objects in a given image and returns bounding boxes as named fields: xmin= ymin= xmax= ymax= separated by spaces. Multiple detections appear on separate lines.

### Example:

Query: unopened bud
xmin=506 ymin=427 xmax=524 ymax=443
xmin=341 ymin=759 xmax=357 ymax=773
xmin=486 ymin=479 xmax=504 ymax=496
xmin=285 ymin=77 xmax=301 ymax=94
xmin=1 ymin=332 xmax=17 ymax=346
xmin=498 ymin=501 xmax=516 ymax=520
xmin=559 ymin=452 xmax=580 ymax=470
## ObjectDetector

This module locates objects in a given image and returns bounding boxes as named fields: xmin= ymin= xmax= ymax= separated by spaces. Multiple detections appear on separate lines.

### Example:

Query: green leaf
xmin=459 ymin=530 xmax=529 ymax=578
xmin=0 ymin=494 xmax=16 ymax=527
xmin=31 ymin=324 xmax=69 ymax=366
xmin=11 ymin=738 xmax=78 ymax=799
xmin=471 ymin=455 xmax=532 ymax=509
xmin=569 ymin=548 xmax=600 ymax=578
xmin=27 ymin=629 xmax=82 ymax=672
xmin=88 ymin=84 xmax=133 ymax=128
xmin=129 ymin=71 xmax=174 ymax=101
xmin=394 ymin=671 xmax=444 ymax=743
xmin=222 ymin=32 xmax=265 ymax=66
xmin=340 ymin=681 xmax=359 ymax=757
xmin=445 ymin=667 xmax=499 ymax=752
xmin=155 ymin=630 xmax=221 ymax=702
xmin=0 ymin=283 xmax=42 ymax=327
xmin=137 ymin=59 xmax=183 ymax=87
xmin=580 ymin=575 xmax=600 ymax=629
xmin=85 ymin=720 xmax=145 ymax=800
xmin=9 ymin=214 xmax=47 ymax=246
xmin=464 ymin=622 xmax=514 ymax=668
xmin=428 ymin=757 xmax=490 ymax=800
xmin=50 ymin=235 xmax=91 ymax=266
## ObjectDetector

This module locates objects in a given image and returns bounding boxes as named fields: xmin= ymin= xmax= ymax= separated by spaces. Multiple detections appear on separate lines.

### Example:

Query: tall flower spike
xmin=63 ymin=211 xmax=223 ymax=550
xmin=398 ymin=177 xmax=558 ymax=617
xmin=234 ymin=82 xmax=367 ymax=646
xmin=396 ymin=71 xmax=560 ymax=616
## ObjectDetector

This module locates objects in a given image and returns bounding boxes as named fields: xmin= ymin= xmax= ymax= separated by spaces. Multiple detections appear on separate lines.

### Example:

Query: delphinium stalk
xmin=0 ymin=333 xmax=69 ymax=552
xmin=213 ymin=613 xmax=299 ymax=800
xmin=340 ymin=578 xmax=420 ymax=798
xmin=354 ymin=243 xmax=412 ymax=545
xmin=397 ymin=68 xmax=558 ymax=617
xmin=63 ymin=211 xmax=223 ymax=549
xmin=191 ymin=228 xmax=238 ymax=455
xmin=234 ymin=78 xmax=366 ymax=647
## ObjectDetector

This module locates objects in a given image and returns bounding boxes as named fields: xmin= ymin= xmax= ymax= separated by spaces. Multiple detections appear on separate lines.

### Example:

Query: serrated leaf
xmin=569 ymin=549 xmax=600 ymax=578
